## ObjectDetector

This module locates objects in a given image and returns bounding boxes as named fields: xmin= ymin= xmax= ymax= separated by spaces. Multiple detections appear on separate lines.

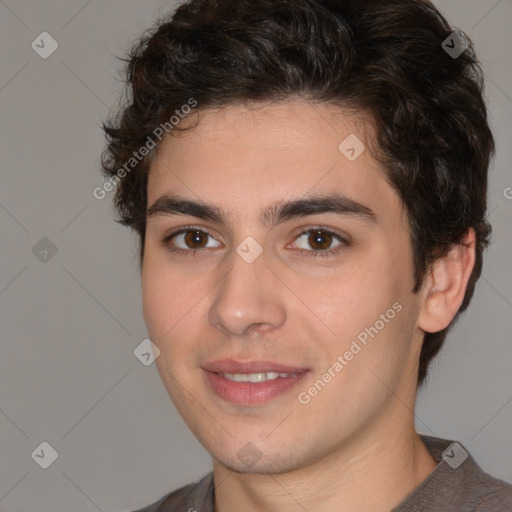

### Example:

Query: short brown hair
xmin=102 ymin=0 xmax=494 ymax=386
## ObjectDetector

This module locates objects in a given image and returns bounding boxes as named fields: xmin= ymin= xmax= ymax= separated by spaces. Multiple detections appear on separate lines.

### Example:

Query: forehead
xmin=147 ymin=100 xmax=402 ymax=227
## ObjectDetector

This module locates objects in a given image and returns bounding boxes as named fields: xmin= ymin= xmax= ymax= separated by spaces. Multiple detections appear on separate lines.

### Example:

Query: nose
xmin=208 ymin=246 xmax=287 ymax=337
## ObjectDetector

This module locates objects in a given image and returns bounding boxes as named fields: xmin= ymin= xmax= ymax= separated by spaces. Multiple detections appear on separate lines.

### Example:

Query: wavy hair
xmin=102 ymin=0 xmax=494 ymax=386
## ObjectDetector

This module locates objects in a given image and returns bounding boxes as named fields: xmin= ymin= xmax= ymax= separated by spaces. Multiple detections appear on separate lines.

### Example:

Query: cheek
xmin=142 ymin=255 xmax=198 ymax=335
xmin=305 ymin=264 xmax=392 ymax=336
xmin=302 ymin=254 xmax=413 ymax=373
xmin=141 ymin=262 xmax=167 ymax=338
xmin=141 ymin=257 xmax=208 ymax=372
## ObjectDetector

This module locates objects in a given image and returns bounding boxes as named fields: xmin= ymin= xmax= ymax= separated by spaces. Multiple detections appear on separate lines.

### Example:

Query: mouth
xmin=202 ymin=359 xmax=310 ymax=406
xmin=220 ymin=371 xmax=302 ymax=382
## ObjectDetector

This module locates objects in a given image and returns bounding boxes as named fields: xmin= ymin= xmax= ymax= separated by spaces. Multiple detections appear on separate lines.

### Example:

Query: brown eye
xmin=165 ymin=228 xmax=222 ymax=253
xmin=307 ymin=230 xmax=334 ymax=251
xmin=184 ymin=230 xmax=209 ymax=249
xmin=290 ymin=227 xmax=348 ymax=258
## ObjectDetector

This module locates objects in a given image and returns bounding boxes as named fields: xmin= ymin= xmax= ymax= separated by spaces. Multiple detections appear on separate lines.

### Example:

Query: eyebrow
xmin=146 ymin=193 xmax=378 ymax=228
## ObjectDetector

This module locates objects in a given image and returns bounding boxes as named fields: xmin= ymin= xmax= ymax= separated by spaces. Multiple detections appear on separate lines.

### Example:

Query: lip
xmin=202 ymin=359 xmax=310 ymax=406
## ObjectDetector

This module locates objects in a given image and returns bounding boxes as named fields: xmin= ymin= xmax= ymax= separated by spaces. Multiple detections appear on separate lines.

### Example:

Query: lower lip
xmin=203 ymin=370 xmax=309 ymax=406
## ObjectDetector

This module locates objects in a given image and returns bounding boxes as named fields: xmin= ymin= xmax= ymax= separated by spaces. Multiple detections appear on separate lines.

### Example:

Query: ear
xmin=417 ymin=229 xmax=476 ymax=333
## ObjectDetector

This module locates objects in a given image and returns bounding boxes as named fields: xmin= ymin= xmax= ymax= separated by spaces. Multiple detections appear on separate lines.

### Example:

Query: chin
xmin=214 ymin=452 xmax=306 ymax=475
xmin=206 ymin=435 xmax=316 ymax=475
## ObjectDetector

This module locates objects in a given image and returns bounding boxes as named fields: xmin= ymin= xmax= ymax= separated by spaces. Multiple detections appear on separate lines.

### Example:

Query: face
xmin=142 ymin=101 xmax=425 ymax=474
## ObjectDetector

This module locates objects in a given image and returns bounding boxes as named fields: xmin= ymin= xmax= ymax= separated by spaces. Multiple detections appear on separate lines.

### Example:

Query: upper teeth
xmin=222 ymin=372 xmax=296 ymax=382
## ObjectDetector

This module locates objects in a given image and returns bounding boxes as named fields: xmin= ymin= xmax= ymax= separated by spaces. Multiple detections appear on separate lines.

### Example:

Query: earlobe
xmin=417 ymin=229 xmax=476 ymax=334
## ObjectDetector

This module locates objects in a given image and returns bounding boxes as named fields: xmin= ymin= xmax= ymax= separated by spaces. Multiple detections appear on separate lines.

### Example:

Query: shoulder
xmin=470 ymin=471 xmax=512 ymax=512
xmin=128 ymin=472 xmax=214 ymax=512
xmin=394 ymin=436 xmax=512 ymax=511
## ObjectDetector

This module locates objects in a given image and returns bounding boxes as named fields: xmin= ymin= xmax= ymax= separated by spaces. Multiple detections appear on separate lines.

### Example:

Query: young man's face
xmin=142 ymin=101 xmax=426 ymax=474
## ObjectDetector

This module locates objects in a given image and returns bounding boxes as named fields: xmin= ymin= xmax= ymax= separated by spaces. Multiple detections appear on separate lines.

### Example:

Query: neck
xmin=212 ymin=420 xmax=438 ymax=512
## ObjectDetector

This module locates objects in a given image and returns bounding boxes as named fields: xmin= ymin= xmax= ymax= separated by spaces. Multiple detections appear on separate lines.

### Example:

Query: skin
xmin=141 ymin=100 xmax=476 ymax=512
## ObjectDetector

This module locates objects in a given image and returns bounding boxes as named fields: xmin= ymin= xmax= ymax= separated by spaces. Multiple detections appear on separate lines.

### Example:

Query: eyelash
xmin=161 ymin=225 xmax=350 ymax=259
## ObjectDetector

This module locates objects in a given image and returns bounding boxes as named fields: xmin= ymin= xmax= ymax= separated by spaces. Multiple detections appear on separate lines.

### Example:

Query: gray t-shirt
xmin=131 ymin=435 xmax=512 ymax=511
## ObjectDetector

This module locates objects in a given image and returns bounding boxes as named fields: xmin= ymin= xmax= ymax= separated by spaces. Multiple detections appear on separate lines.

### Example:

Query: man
xmin=102 ymin=0 xmax=512 ymax=510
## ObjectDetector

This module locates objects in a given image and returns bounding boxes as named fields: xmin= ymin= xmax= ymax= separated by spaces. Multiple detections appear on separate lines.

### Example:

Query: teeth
xmin=222 ymin=372 xmax=296 ymax=382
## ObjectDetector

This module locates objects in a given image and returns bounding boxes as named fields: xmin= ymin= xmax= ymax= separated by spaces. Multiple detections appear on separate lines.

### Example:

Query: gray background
xmin=0 ymin=1 xmax=511 ymax=511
